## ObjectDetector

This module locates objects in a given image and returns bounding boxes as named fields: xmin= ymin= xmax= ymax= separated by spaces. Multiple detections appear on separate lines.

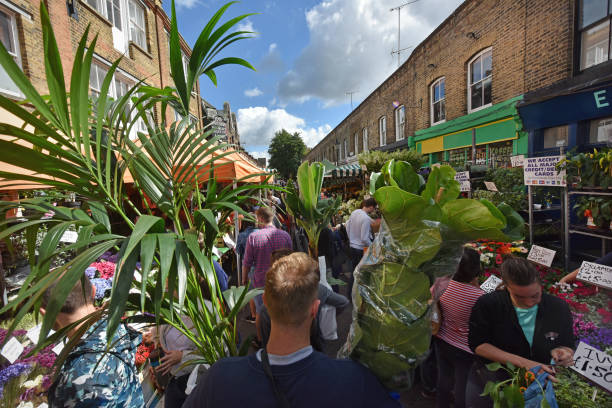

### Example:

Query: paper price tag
xmin=527 ymin=245 xmax=556 ymax=267
xmin=480 ymin=275 xmax=502 ymax=293
xmin=38 ymin=404 xmax=49 ymax=408
xmin=52 ymin=341 xmax=65 ymax=356
xmin=1 ymin=336 xmax=24 ymax=364
xmin=571 ymin=342 xmax=612 ymax=393
xmin=577 ymin=261 xmax=612 ymax=290
xmin=26 ymin=324 xmax=55 ymax=345
xmin=484 ymin=182 xmax=498 ymax=192
xmin=510 ymin=155 xmax=525 ymax=167
xmin=60 ymin=230 xmax=78 ymax=243
xmin=459 ymin=180 xmax=471 ymax=192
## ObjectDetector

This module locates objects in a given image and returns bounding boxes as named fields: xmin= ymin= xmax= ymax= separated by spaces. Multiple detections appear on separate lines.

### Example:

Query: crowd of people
xmin=39 ymin=195 xmax=607 ymax=407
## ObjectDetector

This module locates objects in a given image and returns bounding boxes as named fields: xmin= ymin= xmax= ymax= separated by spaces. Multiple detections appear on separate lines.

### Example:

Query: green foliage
xmin=473 ymin=190 xmax=528 ymax=212
xmin=344 ymin=161 xmax=524 ymax=389
xmin=284 ymin=162 xmax=341 ymax=258
xmin=359 ymin=149 xmax=425 ymax=173
xmin=0 ymin=0 xmax=265 ymax=369
xmin=481 ymin=363 xmax=530 ymax=408
xmin=557 ymin=147 xmax=612 ymax=189
xmin=555 ymin=361 xmax=612 ymax=407
xmin=574 ymin=196 xmax=612 ymax=228
xmin=473 ymin=167 xmax=528 ymax=211
xmin=268 ymin=129 xmax=307 ymax=180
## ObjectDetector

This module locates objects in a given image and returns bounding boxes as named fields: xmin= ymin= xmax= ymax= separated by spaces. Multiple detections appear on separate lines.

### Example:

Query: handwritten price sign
xmin=527 ymin=245 xmax=556 ymax=267
xmin=571 ymin=342 xmax=612 ymax=393
xmin=480 ymin=275 xmax=502 ymax=293
xmin=484 ymin=181 xmax=498 ymax=192
xmin=577 ymin=261 xmax=612 ymax=290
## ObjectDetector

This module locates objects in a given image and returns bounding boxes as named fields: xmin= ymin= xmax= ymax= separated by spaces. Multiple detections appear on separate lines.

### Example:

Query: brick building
xmin=201 ymin=99 xmax=240 ymax=145
xmin=0 ymin=0 xmax=202 ymax=127
xmin=305 ymin=0 xmax=578 ymax=168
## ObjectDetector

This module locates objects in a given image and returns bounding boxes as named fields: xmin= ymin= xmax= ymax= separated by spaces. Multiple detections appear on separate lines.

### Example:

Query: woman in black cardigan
xmin=466 ymin=257 xmax=575 ymax=407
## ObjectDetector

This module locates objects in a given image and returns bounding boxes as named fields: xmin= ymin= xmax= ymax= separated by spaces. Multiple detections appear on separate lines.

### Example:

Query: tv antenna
xmin=346 ymin=90 xmax=358 ymax=111
xmin=390 ymin=0 xmax=420 ymax=67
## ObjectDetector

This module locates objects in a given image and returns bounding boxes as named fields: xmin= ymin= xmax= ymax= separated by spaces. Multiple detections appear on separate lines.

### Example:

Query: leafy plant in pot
xmin=0 ymin=0 xmax=267 ymax=370
xmin=573 ymin=196 xmax=612 ymax=230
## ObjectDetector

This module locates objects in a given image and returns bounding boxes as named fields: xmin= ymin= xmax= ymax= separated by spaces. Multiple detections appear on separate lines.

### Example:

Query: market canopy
xmin=325 ymin=163 xmax=362 ymax=178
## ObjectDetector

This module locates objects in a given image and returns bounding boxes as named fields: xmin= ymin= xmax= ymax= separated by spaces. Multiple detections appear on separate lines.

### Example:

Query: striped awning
xmin=325 ymin=163 xmax=363 ymax=178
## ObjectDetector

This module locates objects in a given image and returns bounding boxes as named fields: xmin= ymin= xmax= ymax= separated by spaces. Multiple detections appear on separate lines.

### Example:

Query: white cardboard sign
xmin=523 ymin=155 xmax=566 ymax=186
xmin=459 ymin=181 xmax=471 ymax=192
xmin=484 ymin=181 xmax=498 ymax=192
xmin=480 ymin=275 xmax=503 ymax=293
xmin=60 ymin=230 xmax=78 ymax=243
xmin=571 ymin=342 xmax=612 ymax=393
xmin=52 ymin=340 xmax=66 ymax=356
xmin=1 ymin=336 xmax=24 ymax=363
xmin=223 ymin=234 xmax=236 ymax=250
xmin=527 ymin=245 xmax=556 ymax=267
xmin=577 ymin=261 xmax=612 ymax=290
xmin=510 ymin=155 xmax=525 ymax=167
xmin=455 ymin=171 xmax=471 ymax=192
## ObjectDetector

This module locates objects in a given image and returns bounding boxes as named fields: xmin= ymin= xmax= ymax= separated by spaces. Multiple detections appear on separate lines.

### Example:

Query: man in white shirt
xmin=345 ymin=198 xmax=377 ymax=301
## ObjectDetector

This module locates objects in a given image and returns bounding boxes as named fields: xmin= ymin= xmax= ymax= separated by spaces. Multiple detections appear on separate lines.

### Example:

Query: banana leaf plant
xmin=283 ymin=161 xmax=341 ymax=259
xmin=341 ymin=160 xmax=524 ymax=390
xmin=0 ymin=0 xmax=268 ymax=369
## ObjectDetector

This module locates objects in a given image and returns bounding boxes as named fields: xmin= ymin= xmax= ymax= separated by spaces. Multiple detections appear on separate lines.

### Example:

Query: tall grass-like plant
xmin=284 ymin=161 xmax=340 ymax=259
xmin=0 ymin=0 xmax=266 ymax=368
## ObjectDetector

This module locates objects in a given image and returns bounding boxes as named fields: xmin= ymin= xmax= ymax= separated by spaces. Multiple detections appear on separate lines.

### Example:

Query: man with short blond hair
xmin=183 ymin=252 xmax=399 ymax=408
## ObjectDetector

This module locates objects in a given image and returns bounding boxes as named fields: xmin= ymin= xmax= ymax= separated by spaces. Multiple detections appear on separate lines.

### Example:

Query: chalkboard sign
xmin=577 ymin=261 xmax=612 ymax=290
xmin=480 ymin=275 xmax=503 ymax=293
xmin=527 ymin=245 xmax=556 ymax=267
xmin=571 ymin=342 xmax=612 ymax=393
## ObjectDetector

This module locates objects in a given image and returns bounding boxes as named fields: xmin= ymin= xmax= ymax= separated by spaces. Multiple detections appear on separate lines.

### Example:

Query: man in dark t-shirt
xmin=183 ymin=252 xmax=399 ymax=408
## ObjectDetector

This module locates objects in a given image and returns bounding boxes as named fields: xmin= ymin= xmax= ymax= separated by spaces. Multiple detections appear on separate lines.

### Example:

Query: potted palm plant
xmin=0 ymin=0 xmax=267 ymax=369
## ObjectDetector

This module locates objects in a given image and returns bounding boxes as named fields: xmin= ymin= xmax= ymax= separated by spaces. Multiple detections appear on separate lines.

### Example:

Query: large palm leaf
xmin=0 ymin=0 xmax=263 ymax=364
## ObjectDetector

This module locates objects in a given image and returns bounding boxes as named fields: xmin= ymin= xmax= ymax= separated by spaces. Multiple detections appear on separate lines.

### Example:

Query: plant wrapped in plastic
xmin=340 ymin=160 xmax=524 ymax=390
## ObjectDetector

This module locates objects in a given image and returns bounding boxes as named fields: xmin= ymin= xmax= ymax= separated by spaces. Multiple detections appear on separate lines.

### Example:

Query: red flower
xmin=495 ymin=254 xmax=503 ymax=265
xmin=597 ymin=308 xmax=612 ymax=324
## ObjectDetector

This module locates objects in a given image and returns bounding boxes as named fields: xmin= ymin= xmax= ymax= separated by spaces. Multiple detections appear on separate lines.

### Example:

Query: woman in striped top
xmin=432 ymin=247 xmax=484 ymax=408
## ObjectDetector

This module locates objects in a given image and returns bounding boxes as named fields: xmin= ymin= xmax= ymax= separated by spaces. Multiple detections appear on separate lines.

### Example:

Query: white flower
xmin=22 ymin=374 xmax=43 ymax=389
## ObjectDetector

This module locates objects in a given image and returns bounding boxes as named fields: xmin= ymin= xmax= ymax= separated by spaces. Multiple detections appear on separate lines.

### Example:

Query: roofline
xmin=309 ymin=0 xmax=469 ymax=152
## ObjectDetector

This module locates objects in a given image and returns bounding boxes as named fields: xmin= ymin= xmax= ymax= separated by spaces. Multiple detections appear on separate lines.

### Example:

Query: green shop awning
xmin=411 ymin=95 xmax=525 ymax=154
xmin=325 ymin=163 xmax=362 ymax=178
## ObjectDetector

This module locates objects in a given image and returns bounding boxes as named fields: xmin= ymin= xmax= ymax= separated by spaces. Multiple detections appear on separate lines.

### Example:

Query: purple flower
xmin=85 ymin=267 xmax=97 ymax=279
xmin=0 ymin=363 xmax=31 ymax=398
xmin=580 ymin=327 xmax=612 ymax=351
xmin=90 ymin=278 xmax=112 ymax=300
xmin=99 ymin=251 xmax=118 ymax=263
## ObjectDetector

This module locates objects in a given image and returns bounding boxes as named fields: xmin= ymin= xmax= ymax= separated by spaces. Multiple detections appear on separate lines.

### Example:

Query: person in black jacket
xmin=466 ymin=257 xmax=575 ymax=407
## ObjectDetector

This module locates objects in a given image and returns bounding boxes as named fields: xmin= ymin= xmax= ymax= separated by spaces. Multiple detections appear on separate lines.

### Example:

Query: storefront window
xmin=448 ymin=147 xmax=467 ymax=165
xmin=589 ymin=116 xmax=612 ymax=143
xmin=488 ymin=141 xmax=513 ymax=167
xmin=543 ymin=125 xmax=569 ymax=149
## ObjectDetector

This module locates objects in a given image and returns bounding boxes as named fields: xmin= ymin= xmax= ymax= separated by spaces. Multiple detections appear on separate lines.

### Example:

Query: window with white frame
xmin=379 ymin=116 xmax=386 ymax=146
xmin=589 ymin=116 xmax=612 ymax=144
xmin=430 ymin=77 xmax=446 ymax=124
xmin=354 ymin=132 xmax=358 ymax=155
xmin=86 ymin=0 xmax=122 ymax=29
xmin=468 ymin=48 xmax=492 ymax=112
xmin=128 ymin=0 xmax=146 ymax=50
xmin=362 ymin=127 xmax=368 ymax=152
xmin=344 ymin=139 xmax=348 ymax=159
xmin=395 ymin=105 xmax=405 ymax=140
xmin=0 ymin=7 xmax=22 ymax=97
xmin=579 ymin=0 xmax=611 ymax=69
xmin=182 ymin=51 xmax=189 ymax=81
xmin=89 ymin=63 xmax=108 ymax=98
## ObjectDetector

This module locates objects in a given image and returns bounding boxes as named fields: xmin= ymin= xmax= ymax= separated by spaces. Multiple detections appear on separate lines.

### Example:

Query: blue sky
xmin=166 ymin=0 xmax=464 ymax=159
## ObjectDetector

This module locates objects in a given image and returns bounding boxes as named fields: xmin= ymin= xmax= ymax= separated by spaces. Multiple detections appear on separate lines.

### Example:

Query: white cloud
xmin=175 ymin=0 xmax=200 ymax=9
xmin=248 ymin=151 xmax=270 ymax=161
xmin=237 ymin=106 xmax=331 ymax=148
xmin=244 ymin=87 xmax=263 ymax=97
xmin=278 ymin=0 xmax=463 ymax=106
xmin=237 ymin=19 xmax=255 ymax=32
xmin=258 ymin=43 xmax=284 ymax=73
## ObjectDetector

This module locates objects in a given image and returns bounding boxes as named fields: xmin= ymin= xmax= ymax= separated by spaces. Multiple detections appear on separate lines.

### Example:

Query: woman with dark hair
xmin=432 ymin=247 xmax=484 ymax=408
xmin=466 ymin=256 xmax=575 ymax=407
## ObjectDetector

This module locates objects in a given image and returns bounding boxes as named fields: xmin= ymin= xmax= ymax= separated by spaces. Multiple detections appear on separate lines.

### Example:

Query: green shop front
xmin=409 ymin=96 xmax=527 ymax=168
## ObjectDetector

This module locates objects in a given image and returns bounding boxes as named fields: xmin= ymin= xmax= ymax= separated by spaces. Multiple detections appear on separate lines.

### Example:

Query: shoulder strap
xmin=261 ymin=350 xmax=291 ymax=408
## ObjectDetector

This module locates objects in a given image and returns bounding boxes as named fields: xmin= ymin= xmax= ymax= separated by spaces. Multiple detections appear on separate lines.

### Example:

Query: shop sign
xmin=577 ymin=261 xmax=612 ymax=290
xmin=571 ymin=342 xmax=612 ymax=393
xmin=527 ymin=245 xmax=556 ymax=267
xmin=523 ymin=155 xmax=566 ymax=186
xmin=510 ymin=155 xmax=525 ymax=167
